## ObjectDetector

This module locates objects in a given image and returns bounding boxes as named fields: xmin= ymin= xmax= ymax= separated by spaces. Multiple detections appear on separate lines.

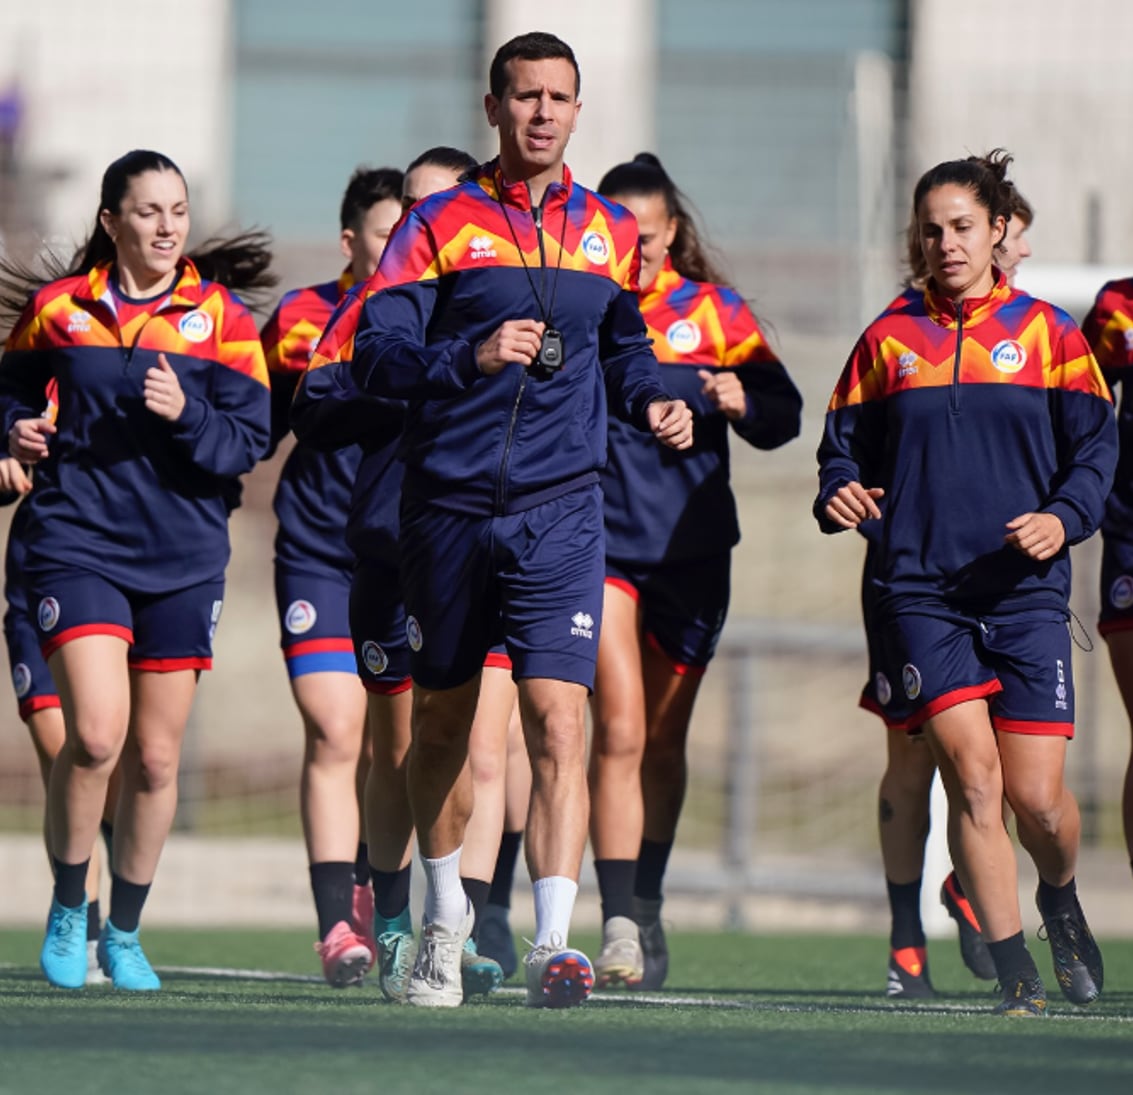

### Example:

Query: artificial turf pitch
xmin=1 ymin=929 xmax=1131 ymax=1095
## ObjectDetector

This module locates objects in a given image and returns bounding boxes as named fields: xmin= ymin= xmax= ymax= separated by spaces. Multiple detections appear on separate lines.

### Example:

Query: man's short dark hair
xmin=489 ymin=31 xmax=580 ymax=100
xmin=340 ymin=167 xmax=404 ymax=232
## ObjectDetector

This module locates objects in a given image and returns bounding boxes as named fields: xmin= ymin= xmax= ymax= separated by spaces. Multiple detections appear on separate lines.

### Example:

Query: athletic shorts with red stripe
xmin=3 ymin=598 xmax=60 ymax=721
xmin=398 ymin=485 xmax=603 ymax=690
xmin=28 ymin=567 xmax=224 ymax=671
xmin=858 ymin=555 xmax=911 ymax=730
xmin=349 ymin=558 xmax=512 ymax=695
xmin=1098 ymin=527 xmax=1133 ymax=638
xmin=605 ymin=553 xmax=729 ymax=674
xmin=878 ymin=599 xmax=1074 ymax=737
xmin=275 ymin=563 xmax=357 ymax=679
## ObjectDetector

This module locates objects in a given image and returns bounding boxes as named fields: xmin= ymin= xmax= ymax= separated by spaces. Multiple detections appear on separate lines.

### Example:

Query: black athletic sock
xmin=99 ymin=820 xmax=114 ymax=874
xmin=595 ymin=858 xmax=636 ymax=922
xmin=488 ymin=830 xmax=523 ymax=908
xmin=634 ymin=839 xmax=673 ymax=901
xmin=987 ymin=930 xmax=1039 ymax=984
xmin=87 ymin=898 xmax=101 ymax=942
xmin=946 ymin=869 xmax=966 ymax=898
xmin=52 ymin=858 xmax=89 ymax=909
xmin=1037 ymin=876 xmax=1078 ymax=919
xmin=462 ymin=877 xmax=491 ymax=943
xmin=354 ymin=843 xmax=370 ymax=887
xmin=108 ymin=874 xmax=151 ymax=934
xmin=309 ymin=861 xmax=355 ymax=940
xmin=371 ymin=865 xmax=411 ymax=921
xmin=886 ymin=878 xmax=925 ymax=951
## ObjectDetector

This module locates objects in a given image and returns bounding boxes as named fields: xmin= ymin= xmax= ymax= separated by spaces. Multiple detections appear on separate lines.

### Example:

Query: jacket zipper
xmin=950 ymin=302 xmax=965 ymax=413
xmin=494 ymin=199 xmax=544 ymax=515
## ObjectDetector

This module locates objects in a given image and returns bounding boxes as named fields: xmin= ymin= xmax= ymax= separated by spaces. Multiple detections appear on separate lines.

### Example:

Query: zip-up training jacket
xmin=815 ymin=275 xmax=1116 ymax=609
xmin=1082 ymin=277 xmax=1133 ymax=534
xmin=262 ymin=271 xmax=361 ymax=574
xmin=0 ymin=260 xmax=270 ymax=592
xmin=351 ymin=159 xmax=670 ymax=516
xmin=603 ymin=256 xmax=801 ymax=563
xmin=291 ymin=286 xmax=407 ymax=565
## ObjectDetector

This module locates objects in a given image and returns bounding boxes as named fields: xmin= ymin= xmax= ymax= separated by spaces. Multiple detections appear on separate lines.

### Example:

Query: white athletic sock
xmin=422 ymin=847 xmax=468 ymax=930
xmin=532 ymin=875 xmax=578 ymax=947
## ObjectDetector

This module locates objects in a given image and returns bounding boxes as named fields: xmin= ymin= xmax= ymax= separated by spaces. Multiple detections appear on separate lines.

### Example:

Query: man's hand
xmin=144 ymin=353 xmax=187 ymax=421
xmin=647 ymin=399 xmax=693 ymax=450
xmin=698 ymin=368 xmax=747 ymax=421
xmin=1005 ymin=511 xmax=1065 ymax=561
xmin=0 ymin=456 xmax=32 ymax=494
xmin=476 ymin=319 xmax=546 ymax=376
xmin=824 ymin=482 xmax=885 ymax=529
xmin=7 ymin=417 xmax=55 ymax=463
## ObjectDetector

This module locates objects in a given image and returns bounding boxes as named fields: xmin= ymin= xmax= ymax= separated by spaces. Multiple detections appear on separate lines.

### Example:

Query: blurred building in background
xmin=2 ymin=0 xmax=1132 ymax=926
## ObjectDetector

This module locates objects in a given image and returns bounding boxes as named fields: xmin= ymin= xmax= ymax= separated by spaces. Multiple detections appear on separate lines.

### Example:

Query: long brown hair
xmin=0 ymin=149 xmax=276 ymax=336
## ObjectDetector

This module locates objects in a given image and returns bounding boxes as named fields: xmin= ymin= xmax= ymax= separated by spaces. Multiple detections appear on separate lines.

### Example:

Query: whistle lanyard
xmin=498 ymin=188 xmax=568 ymax=328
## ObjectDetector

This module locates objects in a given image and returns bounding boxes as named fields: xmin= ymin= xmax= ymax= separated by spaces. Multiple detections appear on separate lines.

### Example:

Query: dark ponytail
xmin=0 ymin=149 xmax=276 ymax=334
xmin=597 ymin=152 xmax=730 ymax=286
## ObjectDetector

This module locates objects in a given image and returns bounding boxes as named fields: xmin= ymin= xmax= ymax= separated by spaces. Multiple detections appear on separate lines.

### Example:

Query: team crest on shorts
xmin=37 ymin=597 xmax=60 ymax=632
xmin=874 ymin=672 xmax=892 ymax=707
xmin=1111 ymin=575 xmax=1133 ymax=611
xmin=902 ymin=663 xmax=922 ymax=701
xmin=406 ymin=616 xmax=423 ymax=652
xmin=178 ymin=310 xmax=215 ymax=343
xmin=285 ymin=600 xmax=317 ymax=635
xmin=362 ymin=640 xmax=389 ymax=676
xmin=12 ymin=663 xmax=32 ymax=698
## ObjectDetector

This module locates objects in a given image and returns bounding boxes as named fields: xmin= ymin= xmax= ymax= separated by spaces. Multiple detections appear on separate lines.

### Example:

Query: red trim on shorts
xmin=41 ymin=623 xmax=133 ymax=659
xmin=605 ymin=576 xmax=639 ymax=602
xmin=644 ymin=632 xmax=707 ymax=677
xmin=363 ymin=677 xmax=412 ymax=695
xmin=905 ymin=680 xmax=1003 ymax=732
xmin=483 ymin=651 xmax=513 ymax=670
xmin=1098 ymin=617 xmax=1133 ymax=638
xmin=18 ymin=694 xmax=62 ymax=721
xmin=128 ymin=656 xmax=212 ymax=673
xmin=992 ymin=716 xmax=1074 ymax=739
xmin=858 ymin=692 xmax=908 ymax=732
xmin=284 ymin=636 xmax=355 ymax=656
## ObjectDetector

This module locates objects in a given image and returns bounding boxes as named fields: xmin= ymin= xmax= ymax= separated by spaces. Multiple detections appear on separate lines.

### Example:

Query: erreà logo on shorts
xmin=581 ymin=231 xmax=610 ymax=265
xmin=469 ymin=235 xmax=496 ymax=260
xmin=990 ymin=339 xmax=1026 ymax=373
xmin=178 ymin=310 xmax=215 ymax=343
xmin=902 ymin=663 xmax=922 ymax=700
xmin=570 ymin=611 xmax=594 ymax=639
xmin=12 ymin=663 xmax=32 ymax=698
xmin=37 ymin=597 xmax=60 ymax=632
xmin=406 ymin=616 xmax=423 ymax=652
xmin=285 ymin=600 xmax=317 ymax=634
xmin=362 ymin=640 xmax=388 ymax=675
xmin=666 ymin=319 xmax=701 ymax=354
xmin=874 ymin=671 xmax=892 ymax=707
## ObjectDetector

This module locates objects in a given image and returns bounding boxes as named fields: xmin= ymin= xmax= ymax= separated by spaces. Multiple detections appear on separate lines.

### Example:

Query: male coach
xmin=351 ymin=30 xmax=693 ymax=1009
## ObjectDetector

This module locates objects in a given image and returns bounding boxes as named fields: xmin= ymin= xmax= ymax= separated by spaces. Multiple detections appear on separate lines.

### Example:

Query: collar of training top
xmin=480 ymin=158 xmax=573 ymax=214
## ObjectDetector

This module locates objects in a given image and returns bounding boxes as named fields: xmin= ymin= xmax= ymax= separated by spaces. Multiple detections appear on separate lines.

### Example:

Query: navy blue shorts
xmin=28 ymin=567 xmax=225 ymax=671
xmin=858 ymin=562 xmax=911 ymax=731
xmin=348 ymin=558 xmax=412 ymax=695
xmin=881 ymin=600 xmax=1074 ymax=737
xmin=399 ymin=486 xmax=604 ymax=690
xmin=1099 ymin=528 xmax=1133 ymax=639
xmin=605 ymin=553 xmax=729 ymax=673
xmin=274 ymin=563 xmax=356 ymax=679
xmin=3 ymin=599 xmax=60 ymax=721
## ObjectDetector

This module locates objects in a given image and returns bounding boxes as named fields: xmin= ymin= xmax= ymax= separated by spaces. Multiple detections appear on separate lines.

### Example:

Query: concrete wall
xmin=907 ymin=0 xmax=1133 ymax=266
